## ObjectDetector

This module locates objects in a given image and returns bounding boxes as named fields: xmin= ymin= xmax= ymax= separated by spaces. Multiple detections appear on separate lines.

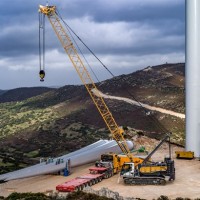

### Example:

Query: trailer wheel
xmin=95 ymin=178 xmax=99 ymax=183
xmin=80 ymin=184 xmax=84 ymax=190
xmin=74 ymin=186 xmax=80 ymax=192
xmin=98 ymin=177 xmax=102 ymax=182
xmin=88 ymin=181 xmax=92 ymax=186
xmin=92 ymin=179 xmax=96 ymax=185
xmin=107 ymin=173 xmax=110 ymax=178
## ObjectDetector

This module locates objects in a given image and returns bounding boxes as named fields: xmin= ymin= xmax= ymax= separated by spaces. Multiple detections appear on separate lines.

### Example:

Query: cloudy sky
xmin=0 ymin=0 xmax=185 ymax=90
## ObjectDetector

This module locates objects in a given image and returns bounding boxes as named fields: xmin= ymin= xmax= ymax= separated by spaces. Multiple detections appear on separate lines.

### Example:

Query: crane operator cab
xmin=120 ymin=163 xmax=135 ymax=176
xmin=39 ymin=70 xmax=45 ymax=82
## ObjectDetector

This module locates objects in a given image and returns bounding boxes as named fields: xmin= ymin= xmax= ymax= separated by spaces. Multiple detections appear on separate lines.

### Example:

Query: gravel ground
xmin=0 ymin=143 xmax=200 ymax=199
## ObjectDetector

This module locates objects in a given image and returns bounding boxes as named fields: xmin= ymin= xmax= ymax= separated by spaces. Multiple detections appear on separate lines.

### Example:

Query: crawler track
xmin=123 ymin=177 xmax=166 ymax=185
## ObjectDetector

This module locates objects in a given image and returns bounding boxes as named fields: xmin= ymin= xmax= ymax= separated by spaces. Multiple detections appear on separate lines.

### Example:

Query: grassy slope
xmin=97 ymin=63 xmax=185 ymax=143
xmin=0 ymin=87 xmax=108 ymax=174
xmin=0 ymin=63 xmax=185 ymax=174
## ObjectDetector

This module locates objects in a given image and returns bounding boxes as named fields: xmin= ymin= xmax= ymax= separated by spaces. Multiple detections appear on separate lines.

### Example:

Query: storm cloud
xmin=0 ymin=0 xmax=185 ymax=89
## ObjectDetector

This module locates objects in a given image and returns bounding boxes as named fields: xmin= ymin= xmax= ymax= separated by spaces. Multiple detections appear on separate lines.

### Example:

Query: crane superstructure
xmin=38 ymin=5 xmax=134 ymax=161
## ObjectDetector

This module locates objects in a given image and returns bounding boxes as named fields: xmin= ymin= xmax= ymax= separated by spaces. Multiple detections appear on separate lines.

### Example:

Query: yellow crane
xmin=38 ymin=5 xmax=134 ymax=161
xmin=38 ymin=4 xmax=175 ymax=185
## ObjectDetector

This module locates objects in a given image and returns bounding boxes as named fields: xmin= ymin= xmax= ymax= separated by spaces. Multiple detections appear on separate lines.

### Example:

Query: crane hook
xmin=39 ymin=70 xmax=45 ymax=82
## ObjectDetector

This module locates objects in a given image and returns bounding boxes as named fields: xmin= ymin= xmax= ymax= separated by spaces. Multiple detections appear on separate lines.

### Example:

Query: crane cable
xmin=56 ymin=10 xmax=100 ymax=83
xmin=56 ymin=10 xmax=168 ymax=134
xmin=39 ymin=12 xmax=46 ymax=82
xmin=56 ymin=10 xmax=115 ymax=78
xmin=57 ymin=10 xmax=168 ymax=134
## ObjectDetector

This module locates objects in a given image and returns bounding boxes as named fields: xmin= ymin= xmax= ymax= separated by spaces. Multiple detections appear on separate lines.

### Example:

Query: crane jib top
xmin=38 ymin=5 xmax=134 ymax=162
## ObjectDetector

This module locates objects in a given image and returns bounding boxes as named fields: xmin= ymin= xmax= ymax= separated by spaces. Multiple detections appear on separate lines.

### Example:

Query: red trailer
xmin=56 ymin=166 xmax=113 ymax=192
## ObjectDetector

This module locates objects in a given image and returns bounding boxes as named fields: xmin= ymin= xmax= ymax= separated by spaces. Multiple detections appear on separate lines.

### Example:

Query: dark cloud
xmin=0 ymin=0 xmax=185 ymax=56
xmin=56 ymin=1 xmax=184 ymax=22
xmin=78 ymin=1 xmax=184 ymax=23
xmin=0 ymin=0 xmax=185 ymax=89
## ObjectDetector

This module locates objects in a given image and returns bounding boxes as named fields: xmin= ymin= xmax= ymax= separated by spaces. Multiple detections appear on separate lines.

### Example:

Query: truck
xmin=100 ymin=152 xmax=144 ymax=173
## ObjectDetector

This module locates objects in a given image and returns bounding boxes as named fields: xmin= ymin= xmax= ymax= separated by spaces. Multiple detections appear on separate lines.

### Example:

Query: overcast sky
xmin=0 ymin=0 xmax=185 ymax=90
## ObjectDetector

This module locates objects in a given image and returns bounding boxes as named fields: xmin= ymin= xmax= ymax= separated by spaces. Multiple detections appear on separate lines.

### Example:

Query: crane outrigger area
xmin=38 ymin=4 xmax=175 ymax=185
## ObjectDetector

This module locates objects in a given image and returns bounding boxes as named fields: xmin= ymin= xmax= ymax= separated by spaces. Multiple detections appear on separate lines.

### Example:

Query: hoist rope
xmin=39 ymin=13 xmax=42 ymax=71
xmin=56 ymin=10 xmax=99 ymax=82
xmin=56 ymin=10 xmax=115 ymax=78
xmin=39 ymin=13 xmax=45 ymax=72
xmin=56 ymin=10 xmax=168 ymax=134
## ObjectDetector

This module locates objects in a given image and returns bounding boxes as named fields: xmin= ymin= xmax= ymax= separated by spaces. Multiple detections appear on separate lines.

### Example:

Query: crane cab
xmin=120 ymin=162 xmax=135 ymax=176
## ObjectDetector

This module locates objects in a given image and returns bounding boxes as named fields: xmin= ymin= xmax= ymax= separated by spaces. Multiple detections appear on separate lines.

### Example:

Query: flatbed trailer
xmin=56 ymin=167 xmax=112 ymax=192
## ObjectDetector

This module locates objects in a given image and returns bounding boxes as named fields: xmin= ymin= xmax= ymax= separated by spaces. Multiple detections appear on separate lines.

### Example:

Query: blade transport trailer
xmin=56 ymin=166 xmax=112 ymax=192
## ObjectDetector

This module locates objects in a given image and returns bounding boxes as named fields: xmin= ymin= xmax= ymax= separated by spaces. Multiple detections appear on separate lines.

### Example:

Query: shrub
xmin=157 ymin=195 xmax=169 ymax=200
xmin=6 ymin=192 xmax=50 ymax=200
xmin=66 ymin=191 xmax=114 ymax=200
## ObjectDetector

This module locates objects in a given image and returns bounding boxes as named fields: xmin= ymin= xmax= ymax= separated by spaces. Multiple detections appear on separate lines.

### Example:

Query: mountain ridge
xmin=0 ymin=87 xmax=54 ymax=103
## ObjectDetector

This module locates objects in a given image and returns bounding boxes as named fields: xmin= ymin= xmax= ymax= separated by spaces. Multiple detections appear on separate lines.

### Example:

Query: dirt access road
xmin=92 ymin=89 xmax=185 ymax=119
xmin=0 ymin=144 xmax=200 ymax=199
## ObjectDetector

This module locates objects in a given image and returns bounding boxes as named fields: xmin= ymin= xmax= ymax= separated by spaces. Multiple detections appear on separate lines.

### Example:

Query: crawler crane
xmin=121 ymin=133 xmax=175 ymax=185
xmin=38 ymin=4 xmax=175 ymax=185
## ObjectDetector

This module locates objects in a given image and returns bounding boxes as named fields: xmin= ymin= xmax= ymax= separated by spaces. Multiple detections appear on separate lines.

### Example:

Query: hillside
xmin=0 ymin=63 xmax=185 ymax=174
xmin=0 ymin=90 xmax=7 ymax=95
xmin=0 ymin=87 xmax=54 ymax=103
xmin=99 ymin=63 xmax=184 ymax=113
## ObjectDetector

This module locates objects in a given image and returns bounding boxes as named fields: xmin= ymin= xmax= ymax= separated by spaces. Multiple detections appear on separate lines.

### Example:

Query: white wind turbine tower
xmin=186 ymin=0 xmax=200 ymax=157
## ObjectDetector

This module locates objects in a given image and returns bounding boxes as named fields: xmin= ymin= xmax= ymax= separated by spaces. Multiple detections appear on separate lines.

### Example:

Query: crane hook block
xmin=39 ymin=70 xmax=45 ymax=82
